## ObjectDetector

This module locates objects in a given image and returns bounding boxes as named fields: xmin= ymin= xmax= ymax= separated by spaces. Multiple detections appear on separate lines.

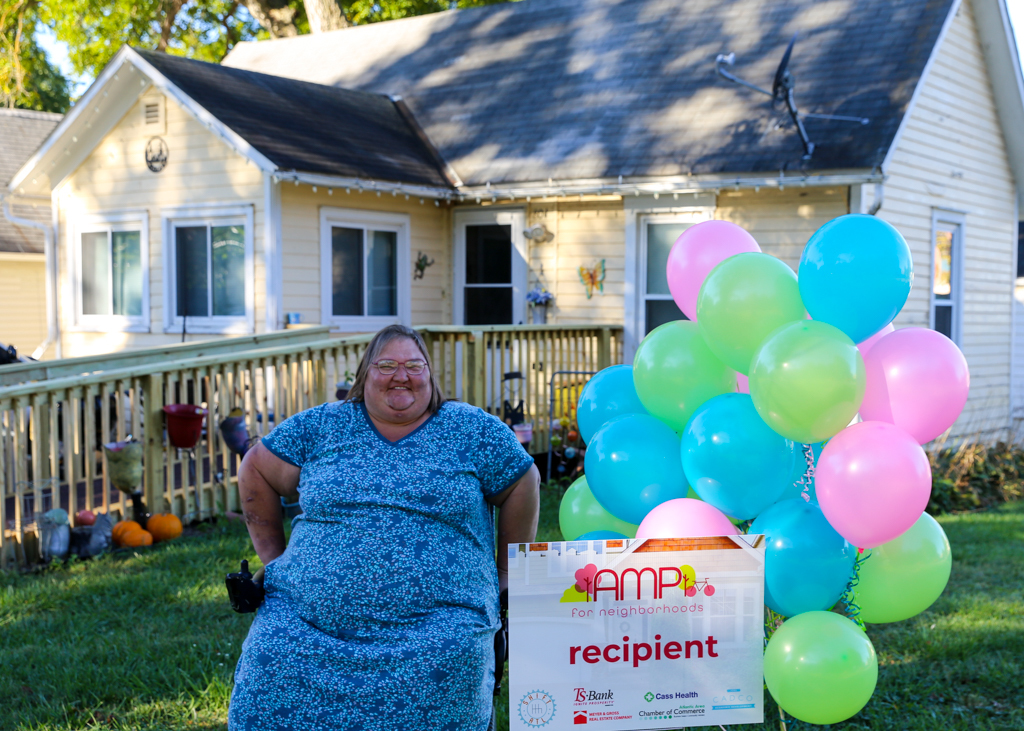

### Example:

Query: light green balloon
xmin=749 ymin=320 xmax=865 ymax=444
xmin=633 ymin=321 xmax=736 ymax=432
xmin=697 ymin=253 xmax=807 ymax=374
xmin=764 ymin=611 xmax=878 ymax=725
xmin=558 ymin=475 xmax=638 ymax=541
xmin=854 ymin=512 xmax=951 ymax=623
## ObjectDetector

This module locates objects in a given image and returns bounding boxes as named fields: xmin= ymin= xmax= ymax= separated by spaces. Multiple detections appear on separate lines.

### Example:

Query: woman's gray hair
xmin=345 ymin=325 xmax=446 ymax=413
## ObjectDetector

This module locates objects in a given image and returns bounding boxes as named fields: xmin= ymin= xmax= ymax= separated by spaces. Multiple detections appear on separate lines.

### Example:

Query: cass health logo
xmin=561 ymin=563 xmax=715 ymax=602
xmin=518 ymin=690 xmax=556 ymax=727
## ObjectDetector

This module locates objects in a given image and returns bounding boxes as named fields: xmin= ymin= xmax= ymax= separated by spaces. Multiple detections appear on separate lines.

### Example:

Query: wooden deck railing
xmin=0 ymin=324 xmax=622 ymax=566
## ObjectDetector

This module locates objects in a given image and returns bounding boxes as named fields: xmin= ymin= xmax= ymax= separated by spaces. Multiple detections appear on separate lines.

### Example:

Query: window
xmin=74 ymin=212 xmax=148 ymax=331
xmin=163 ymin=205 xmax=254 ymax=334
xmin=637 ymin=212 xmax=712 ymax=336
xmin=930 ymin=212 xmax=964 ymax=345
xmin=320 ymin=208 xmax=410 ymax=330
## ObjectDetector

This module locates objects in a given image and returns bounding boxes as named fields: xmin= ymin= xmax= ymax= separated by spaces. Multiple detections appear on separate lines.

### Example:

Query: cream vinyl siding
xmin=279 ymin=185 xmax=450 ymax=328
xmin=57 ymin=92 xmax=266 ymax=357
xmin=879 ymin=0 xmax=1017 ymax=441
xmin=525 ymin=198 xmax=626 ymax=325
xmin=0 ymin=252 xmax=49 ymax=358
xmin=716 ymin=187 xmax=849 ymax=271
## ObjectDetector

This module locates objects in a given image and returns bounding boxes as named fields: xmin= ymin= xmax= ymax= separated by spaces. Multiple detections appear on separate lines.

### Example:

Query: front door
xmin=455 ymin=210 xmax=527 ymax=325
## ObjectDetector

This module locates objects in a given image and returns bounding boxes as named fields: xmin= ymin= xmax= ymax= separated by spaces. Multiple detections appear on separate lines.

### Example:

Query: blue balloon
xmin=750 ymin=499 xmax=857 ymax=617
xmin=576 ymin=530 xmax=628 ymax=540
xmin=776 ymin=442 xmax=825 ymax=504
xmin=799 ymin=214 xmax=913 ymax=343
xmin=681 ymin=393 xmax=798 ymax=520
xmin=584 ymin=414 xmax=688 ymax=525
xmin=577 ymin=365 xmax=647 ymax=444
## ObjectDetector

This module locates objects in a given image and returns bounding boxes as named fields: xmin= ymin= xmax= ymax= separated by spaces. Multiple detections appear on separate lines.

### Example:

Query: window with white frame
xmin=931 ymin=212 xmax=964 ymax=345
xmin=163 ymin=205 xmax=254 ymax=334
xmin=320 ymin=208 xmax=410 ymax=330
xmin=638 ymin=211 xmax=713 ymax=335
xmin=75 ymin=212 xmax=148 ymax=331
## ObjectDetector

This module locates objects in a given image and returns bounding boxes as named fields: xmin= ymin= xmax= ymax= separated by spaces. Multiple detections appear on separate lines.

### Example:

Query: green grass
xmin=2 ymin=490 xmax=1022 ymax=730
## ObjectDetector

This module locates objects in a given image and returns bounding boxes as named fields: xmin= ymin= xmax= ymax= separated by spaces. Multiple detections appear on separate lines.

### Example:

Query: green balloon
xmin=764 ymin=611 xmax=878 ymax=725
xmin=854 ymin=512 xmax=951 ymax=623
xmin=749 ymin=320 xmax=865 ymax=444
xmin=697 ymin=253 xmax=807 ymax=374
xmin=633 ymin=321 xmax=736 ymax=432
xmin=559 ymin=475 xmax=638 ymax=541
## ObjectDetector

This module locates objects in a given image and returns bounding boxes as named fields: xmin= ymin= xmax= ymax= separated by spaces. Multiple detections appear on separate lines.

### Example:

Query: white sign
xmin=508 ymin=536 xmax=766 ymax=729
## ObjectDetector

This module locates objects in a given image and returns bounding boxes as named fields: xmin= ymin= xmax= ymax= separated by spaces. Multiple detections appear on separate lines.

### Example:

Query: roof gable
xmin=224 ymin=0 xmax=957 ymax=187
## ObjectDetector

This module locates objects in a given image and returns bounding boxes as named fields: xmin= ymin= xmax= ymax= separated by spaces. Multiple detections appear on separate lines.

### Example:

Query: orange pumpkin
xmin=120 ymin=528 xmax=153 ymax=547
xmin=146 ymin=513 xmax=183 ymax=543
xmin=112 ymin=520 xmax=142 ymax=545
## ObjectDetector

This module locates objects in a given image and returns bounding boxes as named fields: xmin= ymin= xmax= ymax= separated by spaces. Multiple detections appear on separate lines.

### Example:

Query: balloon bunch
xmin=559 ymin=215 xmax=968 ymax=725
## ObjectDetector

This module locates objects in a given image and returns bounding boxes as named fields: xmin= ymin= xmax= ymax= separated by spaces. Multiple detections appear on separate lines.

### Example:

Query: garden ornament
xmin=104 ymin=439 xmax=149 ymax=525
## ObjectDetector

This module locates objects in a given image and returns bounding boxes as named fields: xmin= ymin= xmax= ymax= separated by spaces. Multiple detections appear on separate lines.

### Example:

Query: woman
xmin=229 ymin=324 xmax=540 ymax=731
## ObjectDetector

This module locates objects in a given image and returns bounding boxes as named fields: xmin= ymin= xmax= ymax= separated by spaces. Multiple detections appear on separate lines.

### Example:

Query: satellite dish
xmin=715 ymin=34 xmax=869 ymax=159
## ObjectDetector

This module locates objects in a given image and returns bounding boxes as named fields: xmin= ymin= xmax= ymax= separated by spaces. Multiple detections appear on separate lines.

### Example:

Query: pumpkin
xmin=112 ymin=520 xmax=142 ymax=545
xmin=146 ymin=513 xmax=183 ymax=543
xmin=120 ymin=528 xmax=153 ymax=547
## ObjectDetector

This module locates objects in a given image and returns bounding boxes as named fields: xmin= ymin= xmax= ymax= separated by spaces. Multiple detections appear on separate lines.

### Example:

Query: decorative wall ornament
xmin=414 ymin=251 xmax=435 ymax=279
xmin=578 ymin=260 xmax=606 ymax=299
xmin=145 ymin=137 xmax=168 ymax=173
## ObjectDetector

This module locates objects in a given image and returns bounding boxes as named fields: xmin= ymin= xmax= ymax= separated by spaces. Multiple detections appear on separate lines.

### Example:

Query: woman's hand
xmin=238 ymin=442 xmax=301 ymax=568
xmin=488 ymin=465 xmax=541 ymax=593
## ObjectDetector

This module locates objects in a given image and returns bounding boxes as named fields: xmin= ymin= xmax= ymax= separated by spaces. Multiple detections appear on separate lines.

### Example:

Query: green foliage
xmin=0 ymin=1 xmax=71 ymax=112
xmin=344 ymin=0 xmax=508 ymax=25
xmin=927 ymin=441 xmax=1024 ymax=516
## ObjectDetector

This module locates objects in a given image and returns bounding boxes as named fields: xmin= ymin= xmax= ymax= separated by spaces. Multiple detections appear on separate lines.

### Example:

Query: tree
xmin=0 ymin=0 xmax=72 ymax=112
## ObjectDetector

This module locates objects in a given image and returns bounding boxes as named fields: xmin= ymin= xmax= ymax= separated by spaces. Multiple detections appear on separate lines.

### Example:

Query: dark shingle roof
xmin=224 ymin=0 xmax=955 ymax=186
xmin=0 ymin=109 xmax=61 ymax=254
xmin=135 ymin=50 xmax=452 ymax=188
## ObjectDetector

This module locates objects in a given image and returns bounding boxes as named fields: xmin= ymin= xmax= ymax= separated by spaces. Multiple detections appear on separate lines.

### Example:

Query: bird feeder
xmin=163 ymin=405 xmax=207 ymax=450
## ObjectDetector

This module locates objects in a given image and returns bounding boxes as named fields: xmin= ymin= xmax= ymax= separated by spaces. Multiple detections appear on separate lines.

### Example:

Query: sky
xmin=31 ymin=1 xmax=1024 ymax=105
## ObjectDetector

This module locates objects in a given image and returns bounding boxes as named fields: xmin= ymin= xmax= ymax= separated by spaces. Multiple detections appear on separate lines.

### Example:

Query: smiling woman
xmin=230 ymin=324 xmax=540 ymax=731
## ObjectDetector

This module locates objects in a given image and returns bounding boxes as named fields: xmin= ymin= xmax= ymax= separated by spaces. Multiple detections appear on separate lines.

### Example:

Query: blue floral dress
xmin=228 ymin=400 xmax=533 ymax=731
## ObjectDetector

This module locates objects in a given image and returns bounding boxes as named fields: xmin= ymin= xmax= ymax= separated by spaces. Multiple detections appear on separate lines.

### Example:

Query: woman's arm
xmin=238 ymin=441 xmax=301 ymax=577
xmin=487 ymin=464 xmax=541 ymax=593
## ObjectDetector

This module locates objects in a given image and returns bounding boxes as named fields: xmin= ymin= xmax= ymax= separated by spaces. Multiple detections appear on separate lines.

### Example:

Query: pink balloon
xmin=736 ymin=373 xmax=749 ymax=394
xmin=635 ymin=498 xmax=738 ymax=541
xmin=816 ymin=421 xmax=931 ymax=549
xmin=856 ymin=322 xmax=895 ymax=358
xmin=860 ymin=327 xmax=969 ymax=444
xmin=666 ymin=221 xmax=761 ymax=321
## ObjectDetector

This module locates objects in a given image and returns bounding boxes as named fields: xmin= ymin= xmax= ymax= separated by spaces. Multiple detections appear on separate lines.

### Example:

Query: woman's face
xmin=363 ymin=337 xmax=432 ymax=424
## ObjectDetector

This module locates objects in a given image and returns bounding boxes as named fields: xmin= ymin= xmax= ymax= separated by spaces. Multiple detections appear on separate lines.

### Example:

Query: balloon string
xmin=838 ymin=550 xmax=871 ymax=630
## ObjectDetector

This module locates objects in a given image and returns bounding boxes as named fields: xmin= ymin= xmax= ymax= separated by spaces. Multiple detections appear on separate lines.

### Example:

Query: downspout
xmin=2 ymin=194 xmax=59 ymax=359
xmin=868 ymin=182 xmax=884 ymax=216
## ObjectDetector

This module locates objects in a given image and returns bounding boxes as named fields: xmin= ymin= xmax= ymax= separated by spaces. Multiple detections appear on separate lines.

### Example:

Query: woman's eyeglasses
xmin=372 ymin=359 xmax=428 ymax=375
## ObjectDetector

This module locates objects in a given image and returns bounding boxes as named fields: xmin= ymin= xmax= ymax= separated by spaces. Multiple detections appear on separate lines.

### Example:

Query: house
xmin=5 ymin=0 xmax=1023 ymax=442
xmin=0 ymin=108 xmax=62 ymax=360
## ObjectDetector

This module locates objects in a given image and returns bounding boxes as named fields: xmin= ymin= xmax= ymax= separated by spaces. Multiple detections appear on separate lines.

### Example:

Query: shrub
xmin=927 ymin=441 xmax=1024 ymax=515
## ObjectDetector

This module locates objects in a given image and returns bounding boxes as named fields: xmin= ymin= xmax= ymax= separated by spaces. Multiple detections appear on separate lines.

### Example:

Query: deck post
xmin=598 ymin=327 xmax=612 ymax=370
xmin=143 ymin=373 xmax=166 ymax=513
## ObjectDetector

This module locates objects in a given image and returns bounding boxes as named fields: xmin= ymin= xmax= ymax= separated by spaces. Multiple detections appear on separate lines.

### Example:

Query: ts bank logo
xmin=561 ymin=563 xmax=715 ymax=602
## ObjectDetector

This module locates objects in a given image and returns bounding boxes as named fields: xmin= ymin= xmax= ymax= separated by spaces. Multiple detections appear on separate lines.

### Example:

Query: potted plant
xmin=526 ymin=287 xmax=554 ymax=324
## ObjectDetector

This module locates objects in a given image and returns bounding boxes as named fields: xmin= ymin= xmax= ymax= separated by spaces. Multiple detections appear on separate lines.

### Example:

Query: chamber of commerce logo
xmin=560 ymin=563 xmax=715 ymax=602
xmin=519 ymin=690 xmax=556 ymax=727
xmin=644 ymin=692 xmax=655 ymax=703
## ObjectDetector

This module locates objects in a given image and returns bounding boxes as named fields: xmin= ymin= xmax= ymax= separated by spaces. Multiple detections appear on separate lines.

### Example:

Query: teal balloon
xmin=681 ymin=393 xmax=797 ymax=519
xmin=750 ymin=499 xmax=856 ymax=617
xmin=577 ymin=365 xmax=647 ymax=444
xmin=576 ymin=530 xmax=628 ymax=540
xmin=584 ymin=414 xmax=689 ymax=525
xmin=777 ymin=442 xmax=824 ymax=503
xmin=799 ymin=215 xmax=913 ymax=343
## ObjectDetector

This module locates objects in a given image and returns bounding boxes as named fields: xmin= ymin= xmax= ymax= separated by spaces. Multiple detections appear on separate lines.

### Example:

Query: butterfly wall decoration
xmin=578 ymin=260 xmax=606 ymax=299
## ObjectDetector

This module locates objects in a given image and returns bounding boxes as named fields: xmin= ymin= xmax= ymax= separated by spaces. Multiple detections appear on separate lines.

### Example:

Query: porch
xmin=0 ymin=324 xmax=622 ymax=566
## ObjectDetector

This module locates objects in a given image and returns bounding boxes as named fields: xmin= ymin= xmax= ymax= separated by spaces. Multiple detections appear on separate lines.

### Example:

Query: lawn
xmin=1 ymin=490 xmax=1021 ymax=731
